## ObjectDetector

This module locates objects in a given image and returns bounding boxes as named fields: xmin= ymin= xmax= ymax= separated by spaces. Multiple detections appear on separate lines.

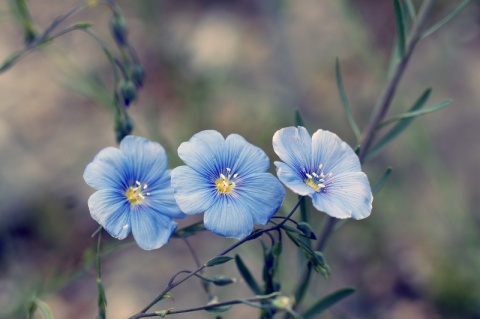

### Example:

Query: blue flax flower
xmin=84 ymin=136 xmax=186 ymax=250
xmin=273 ymin=126 xmax=372 ymax=219
xmin=171 ymin=130 xmax=286 ymax=239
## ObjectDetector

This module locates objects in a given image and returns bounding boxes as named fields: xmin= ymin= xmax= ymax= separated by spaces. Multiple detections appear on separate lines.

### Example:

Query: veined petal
xmin=83 ymin=147 xmax=129 ymax=190
xmin=177 ymin=130 xmax=226 ymax=178
xmin=120 ymin=135 xmax=168 ymax=184
xmin=146 ymin=170 xmax=187 ymax=219
xmin=312 ymin=172 xmax=373 ymax=220
xmin=235 ymin=173 xmax=285 ymax=225
xmin=274 ymin=161 xmax=314 ymax=196
xmin=311 ymin=129 xmax=361 ymax=175
xmin=273 ymin=126 xmax=313 ymax=172
xmin=88 ymin=189 xmax=131 ymax=239
xmin=131 ymin=206 xmax=178 ymax=250
xmin=171 ymin=165 xmax=215 ymax=215
xmin=225 ymin=134 xmax=269 ymax=175
xmin=204 ymin=196 xmax=254 ymax=239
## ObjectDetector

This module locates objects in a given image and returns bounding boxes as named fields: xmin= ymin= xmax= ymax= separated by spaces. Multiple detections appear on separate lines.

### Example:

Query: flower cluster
xmin=84 ymin=127 xmax=372 ymax=250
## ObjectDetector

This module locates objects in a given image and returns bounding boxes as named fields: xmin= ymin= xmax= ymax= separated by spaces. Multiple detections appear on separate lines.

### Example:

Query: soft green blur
xmin=0 ymin=0 xmax=479 ymax=318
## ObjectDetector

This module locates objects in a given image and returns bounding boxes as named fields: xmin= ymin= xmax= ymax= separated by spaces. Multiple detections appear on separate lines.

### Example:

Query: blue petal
xmin=204 ymin=196 xmax=254 ymax=239
xmin=145 ymin=170 xmax=187 ymax=219
xmin=120 ymin=135 xmax=168 ymax=185
xmin=311 ymin=172 xmax=373 ymax=219
xmin=234 ymin=173 xmax=285 ymax=225
xmin=177 ymin=130 xmax=226 ymax=178
xmin=273 ymin=126 xmax=313 ymax=172
xmin=84 ymin=147 xmax=129 ymax=190
xmin=130 ymin=206 xmax=178 ymax=250
xmin=311 ymin=129 xmax=361 ymax=175
xmin=224 ymin=134 xmax=269 ymax=175
xmin=274 ymin=161 xmax=314 ymax=196
xmin=88 ymin=189 xmax=131 ymax=239
xmin=171 ymin=166 xmax=215 ymax=215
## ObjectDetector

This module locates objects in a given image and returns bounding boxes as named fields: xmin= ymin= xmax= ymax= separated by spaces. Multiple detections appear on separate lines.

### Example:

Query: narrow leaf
xmin=335 ymin=58 xmax=360 ymax=138
xmin=422 ymin=0 xmax=471 ymax=38
xmin=372 ymin=166 xmax=393 ymax=196
xmin=303 ymin=288 xmax=356 ymax=319
xmin=295 ymin=109 xmax=305 ymax=127
xmin=404 ymin=0 xmax=416 ymax=19
xmin=235 ymin=255 xmax=262 ymax=295
xmin=205 ymin=256 xmax=233 ymax=267
xmin=393 ymin=0 xmax=407 ymax=57
xmin=35 ymin=299 xmax=55 ymax=319
xmin=212 ymin=275 xmax=236 ymax=286
xmin=366 ymin=88 xmax=431 ymax=161
xmin=377 ymin=99 xmax=452 ymax=129
xmin=205 ymin=304 xmax=233 ymax=313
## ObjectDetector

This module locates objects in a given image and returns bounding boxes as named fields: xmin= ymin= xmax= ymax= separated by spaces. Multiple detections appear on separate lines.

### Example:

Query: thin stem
xmin=358 ymin=0 xmax=435 ymax=162
xmin=129 ymin=197 xmax=305 ymax=319
xmin=133 ymin=295 xmax=280 ymax=318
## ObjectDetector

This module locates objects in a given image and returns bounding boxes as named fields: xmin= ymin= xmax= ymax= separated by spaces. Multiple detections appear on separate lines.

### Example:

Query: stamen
xmin=126 ymin=181 xmax=149 ymax=204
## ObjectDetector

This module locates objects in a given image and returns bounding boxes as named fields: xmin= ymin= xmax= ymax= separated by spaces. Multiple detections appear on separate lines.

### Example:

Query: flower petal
xmin=84 ymin=147 xmax=129 ymax=190
xmin=120 ymin=135 xmax=168 ymax=185
xmin=225 ymin=134 xmax=269 ymax=175
xmin=88 ymin=189 xmax=131 ymax=239
xmin=235 ymin=173 xmax=285 ymax=225
xmin=273 ymin=126 xmax=313 ymax=171
xmin=204 ymin=196 xmax=254 ymax=239
xmin=311 ymin=129 xmax=361 ymax=175
xmin=171 ymin=166 xmax=215 ymax=215
xmin=130 ymin=206 xmax=178 ymax=250
xmin=146 ymin=170 xmax=187 ymax=219
xmin=274 ymin=161 xmax=314 ymax=196
xmin=312 ymin=172 xmax=373 ymax=219
xmin=177 ymin=130 xmax=226 ymax=178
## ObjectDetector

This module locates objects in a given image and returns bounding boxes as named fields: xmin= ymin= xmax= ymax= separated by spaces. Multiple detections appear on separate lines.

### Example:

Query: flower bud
xmin=130 ymin=64 xmax=145 ymax=88
xmin=119 ymin=81 xmax=137 ymax=106
xmin=115 ymin=116 xmax=134 ymax=143
xmin=110 ymin=14 xmax=128 ymax=46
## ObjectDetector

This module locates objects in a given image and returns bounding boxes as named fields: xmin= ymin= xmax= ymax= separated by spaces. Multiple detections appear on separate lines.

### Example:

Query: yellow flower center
xmin=303 ymin=164 xmax=332 ymax=193
xmin=215 ymin=168 xmax=237 ymax=194
xmin=126 ymin=181 xmax=149 ymax=204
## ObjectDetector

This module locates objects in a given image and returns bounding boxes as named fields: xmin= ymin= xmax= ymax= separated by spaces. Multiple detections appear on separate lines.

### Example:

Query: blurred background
xmin=1 ymin=0 xmax=480 ymax=318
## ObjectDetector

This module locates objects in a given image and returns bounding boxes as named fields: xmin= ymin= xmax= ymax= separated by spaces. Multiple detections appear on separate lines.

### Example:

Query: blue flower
xmin=171 ymin=130 xmax=286 ymax=239
xmin=83 ymin=136 xmax=186 ymax=250
xmin=273 ymin=127 xmax=373 ymax=219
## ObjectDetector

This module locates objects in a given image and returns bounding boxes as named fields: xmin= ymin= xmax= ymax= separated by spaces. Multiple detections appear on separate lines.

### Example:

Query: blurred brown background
xmin=1 ymin=0 xmax=480 ymax=318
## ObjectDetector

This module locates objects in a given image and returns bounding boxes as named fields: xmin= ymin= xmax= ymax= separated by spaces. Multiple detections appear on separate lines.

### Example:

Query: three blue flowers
xmin=84 ymin=127 xmax=373 ymax=250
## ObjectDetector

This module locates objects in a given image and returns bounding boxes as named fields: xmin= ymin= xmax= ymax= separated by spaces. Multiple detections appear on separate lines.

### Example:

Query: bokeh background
xmin=1 ymin=0 xmax=480 ymax=318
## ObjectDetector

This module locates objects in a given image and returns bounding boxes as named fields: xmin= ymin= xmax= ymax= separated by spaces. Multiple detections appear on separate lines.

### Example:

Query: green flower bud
xmin=119 ymin=81 xmax=137 ymax=106
xmin=115 ymin=115 xmax=134 ymax=143
xmin=110 ymin=14 xmax=128 ymax=46
xmin=130 ymin=64 xmax=145 ymax=88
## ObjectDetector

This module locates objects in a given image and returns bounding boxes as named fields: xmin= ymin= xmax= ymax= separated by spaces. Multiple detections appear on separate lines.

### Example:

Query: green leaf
xmin=34 ymin=299 xmax=55 ymax=319
xmin=295 ymin=109 xmax=305 ymax=127
xmin=377 ymin=99 xmax=452 ymax=129
xmin=173 ymin=221 xmax=206 ymax=238
xmin=366 ymin=88 xmax=431 ymax=161
xmin=205 ymin=304 xmax=233 ymax=313
xmin=422 ymin=0 xmax=471 ymax=38
xmin=393 ymin=0 xmax=407 ymax=57
xmin=372 ymin=166 xmax=393 ymax=196
xmin=0 ymin=52 xmax=21 ymax=73
xmin=335 ymin=58 xmax=360 ymax=138
xmin=303 ymin=287 xmax=356 ymax=319
xmin=212 ymin=275 xmax=236 ymax=286
xmin=205 ymin=256 xmax=233 ymax=267
xmin=404 ymin=0 xmax=416 ymax=20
